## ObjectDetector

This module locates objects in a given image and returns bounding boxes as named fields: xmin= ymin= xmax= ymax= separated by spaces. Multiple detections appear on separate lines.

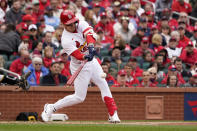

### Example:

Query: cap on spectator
xmin=118 ymin=69 xmax=127 ymax=76
xmin=168 ymin=65 xmax=177 ymax=71
xmin=151 ymin=24 xmax=158 ymax=30
xmin=32 ymin=55 xmax=42 ymax=63
xmin=169 ymin=37 xmax=177 ymax=42
xmin=25 ymin=4 xmax=33 ymax=10
xmin=146 ymin=11 xmax=154 ymax=16
xmin=187 ymin=41 xmax=193 ymax=47
xmin=113 ymin=1 xmax=120 ymax=7
xmin=93 ymin=2 xmax=100 ymax=8
xmin=28 ymin=24 xmax=37 ymax=30
xmin=129 ymin=57 xmax=137 ymax=62
xmin=142 ymin=36 xmax=149 ymax=43
xmin=32 ymin=0 xmax=39 ymax=5
xmin=100 ymin=12 xmax=107 ymax=17
xmin=193 ymin=74 xmax=197 ymax=77
xmin=22 ymin=14 xmax=33 ymax=22
xmin=21 ymin=35 xmax=29 ymax=40
xmin=194 ymin=26 xmax=197 ymax=32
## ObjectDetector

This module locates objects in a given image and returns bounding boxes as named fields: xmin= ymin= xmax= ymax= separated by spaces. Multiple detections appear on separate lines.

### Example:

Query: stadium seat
xmin=9 ymin=55 xmax=18 ymax=61
xmin=110 ymin=62 xmax=118 ymax=70
xmin=141 ymin=62 xmax=151 ymax=70
xmin=100 ymin=48 xmax=109 ymax=56
xmin=157 ymin=77 xmax=163 ymax=84
xmin=4 ymin=61 xmax=13 ymax=69
xmin=122 ymin=56 xmax=130 ymax=62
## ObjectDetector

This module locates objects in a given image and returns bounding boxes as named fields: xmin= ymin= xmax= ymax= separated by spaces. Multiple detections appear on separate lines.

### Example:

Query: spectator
xmin=139 ymin=50 xmax=153 ymax=70
xmin=101 ymin=62 xmax=116 ymax=86
xmin=51 ymin=28 xmax=63 ymax=48
xmin=40 ymin=60 xmax=67 ymax=86
xmin=5 ymin=0 xmax=23 ymax=25
xmin=22 ymin=14 xmax=34 ymax=27
xmin=161 ymin=25 xmax=171 ymax=46
xmin=32 ymin=0 xmax=43 ymax=22
xmin=147 ymin=67 xmax=159 ymax=86
xmin=50 ymin=0 xmax=62 ymax=18
xmin=131 ymin=0 xmax=144 ymax=16
xmin=112 ymin=69 xmax=130 ymax=88
xmin=116 ymin=16 xmax=135 ymax=44
xmin=110 ymin=47 xmax=123 ymax=70
xmin=130 ymin=26 xmax=146 ymax=49
xmin=166 ymin=37 xmax=182 ymax=59
xmin=28 ymin=24 xmax=38 ymax=51
xmin=124 ymin=63 xmax=140 ymax=86
xmin=174 ymin=58 xmax=191 ymax=78
xmin=157 ymin=49 xmax=171 ymax=66
xmin=170 ymin=30 xmax=180 ymax=45
xmin=73 ymin=0 xmax=87 ymax=20
xmin=58 ymin=50 xmax=71 ymax=78
xmin=180 ymin=41 xmax=197 ymax=67
xmin=172 ymin=0 xmax=192 ymax=14
xmin=128 ymin=57 xmax=143 ymax=77
xmin=32 ymin=41 xmax=43 ymax=56
xmin=94 ymin=12 xmax=115 ymax=38
xmin=43 ymin=31 xmax=58 ymax=55
xmin=9 ymin=50 xmax=31 ymax=75
xmin=190 ymin=26 xmax=197 ymax=44
xmin=25 ymin=56 xmax=49 ymax=86
xmin=84 ymin=9 xmax=97 ymax=27
xmin=132 ymin=36 xmax=154 ymax=57
xmin=149 ymin=34 xmax=164 ymax=54
xmin=140 ymin=71 xmax=156 ymax=87
xmin=24 ymin=4 xmax=36 ymax=23
xmin=43 ymin=46 xmax=55 ymax=68
xmin=0 ymin=23 xmax=7 ymax=33
xmin=155 ymin=0 xmax=173 ymax=20
xmin=166 ymin=75 xmax=179 ymax=88
xmin=177 ymin=25 xmax=190 ymax=49
xmin=161 ymin=65 xmax=185 ymax=85
xmin=0 ymin=24 xmax=21 ymax=56
xmin=185 ymin=73 xmax=197 ymax=87
xmin=44 ymin=6 xmax=60 ymax=29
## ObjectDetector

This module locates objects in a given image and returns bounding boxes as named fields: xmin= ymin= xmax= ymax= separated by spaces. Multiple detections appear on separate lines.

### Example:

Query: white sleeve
xmin=61 ymin=37 xmax=78 ymax=55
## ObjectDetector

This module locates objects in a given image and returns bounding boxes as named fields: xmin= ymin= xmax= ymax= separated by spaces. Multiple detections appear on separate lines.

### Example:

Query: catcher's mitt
xmin=18 ymin=71 xmax=31 ymax=91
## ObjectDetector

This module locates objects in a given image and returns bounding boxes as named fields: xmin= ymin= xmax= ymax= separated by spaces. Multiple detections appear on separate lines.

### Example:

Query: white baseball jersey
xmin=61 ymin=21 xmax=91 ymax=59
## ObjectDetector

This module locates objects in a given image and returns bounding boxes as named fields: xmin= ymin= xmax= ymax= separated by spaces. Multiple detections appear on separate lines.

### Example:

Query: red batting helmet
xmin=60 ymin=10 xmax=79 ymax=25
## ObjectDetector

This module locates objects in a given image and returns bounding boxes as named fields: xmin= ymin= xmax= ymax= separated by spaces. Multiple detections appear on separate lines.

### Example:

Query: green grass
xmin=0 ymin=123 xmax=197 ymax=131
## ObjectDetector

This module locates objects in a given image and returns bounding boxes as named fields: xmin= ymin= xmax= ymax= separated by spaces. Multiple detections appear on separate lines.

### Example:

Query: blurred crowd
xmin=0 ymin=0 xmax=197 ymax=88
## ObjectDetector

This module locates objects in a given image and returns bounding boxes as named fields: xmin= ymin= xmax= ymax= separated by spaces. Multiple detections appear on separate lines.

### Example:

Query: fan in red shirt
xmin=94 ymin=12 xmax=115 ymax=38
xmin=180 ymin=41 xmax=197 ymax=66
xmin=124 ymin=63 xmax=140 ymax=86
xmin=101 ymin=62 xmax=116 ymax=86
xmin=43 ymin=46 xmax=55 ymax=68
xmin=161 ymin=65 xmax=185 ymax=85
xmin=177 ymin=25 xmax=191 ymax=49
xmin=10 ymin=50 xmax=32 ymax=75
xmin=128 ymin=57 xmax=143 ymax=77
xmin=172 ymin=0 xmax=192 ymax=14
xmin=112 ymin=69 xmax=131 ymax=88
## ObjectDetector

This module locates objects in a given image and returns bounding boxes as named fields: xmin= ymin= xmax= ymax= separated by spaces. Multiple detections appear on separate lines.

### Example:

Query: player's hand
xmin=84 ymin=54 xmax=94 ymax=61
xmin=88 ymin=43 xmax=95 ymax=56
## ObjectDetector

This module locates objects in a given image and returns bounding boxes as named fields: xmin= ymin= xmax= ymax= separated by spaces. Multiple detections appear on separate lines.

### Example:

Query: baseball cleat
xmin=41 ymin=104 xmax=54 ymax=122
xmin=108 ymin=111 xmax=121 ymax=123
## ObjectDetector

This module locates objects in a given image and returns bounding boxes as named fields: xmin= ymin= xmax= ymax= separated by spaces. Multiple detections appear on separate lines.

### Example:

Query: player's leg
xmin=91 ymin=59 xmax=120 ymax=123
xmin=41 ymin=67 xmax=91 ymax=122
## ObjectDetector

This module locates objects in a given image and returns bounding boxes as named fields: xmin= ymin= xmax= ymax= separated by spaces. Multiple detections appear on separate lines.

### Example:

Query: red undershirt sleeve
xmin=70 ymin=49 xmax=85 ymax=60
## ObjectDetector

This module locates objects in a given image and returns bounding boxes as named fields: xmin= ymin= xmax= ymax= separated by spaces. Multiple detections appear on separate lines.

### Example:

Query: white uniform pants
xmin=53 ymin=58 xmax=112 ymax=110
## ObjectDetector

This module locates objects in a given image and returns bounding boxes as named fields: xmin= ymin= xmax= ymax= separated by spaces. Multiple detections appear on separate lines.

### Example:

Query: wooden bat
xmin=66 ymin=60 xmax=88 ymax=86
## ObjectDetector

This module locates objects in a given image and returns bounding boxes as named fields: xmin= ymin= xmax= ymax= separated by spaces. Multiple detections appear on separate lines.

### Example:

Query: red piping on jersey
xmin=83 ymin=27 xmax=92 ymax=35
xmin=71 ymin=49 xmax=84 ymax=60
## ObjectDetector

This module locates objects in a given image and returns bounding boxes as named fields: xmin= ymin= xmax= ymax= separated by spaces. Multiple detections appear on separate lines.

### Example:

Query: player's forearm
xmin=70 ymin=49 xmax=85 ymax=60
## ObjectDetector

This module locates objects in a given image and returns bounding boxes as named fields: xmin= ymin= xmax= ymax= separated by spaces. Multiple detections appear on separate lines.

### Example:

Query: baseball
xmin=101 ymin=73 xmax=107 ymax=78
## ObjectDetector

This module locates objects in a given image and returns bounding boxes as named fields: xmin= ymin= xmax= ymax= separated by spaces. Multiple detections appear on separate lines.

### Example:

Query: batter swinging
xmin=41 ymin=10 xmax=120 ymax=123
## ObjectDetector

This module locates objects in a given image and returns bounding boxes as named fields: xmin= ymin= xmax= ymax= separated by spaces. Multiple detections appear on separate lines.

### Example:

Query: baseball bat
xmin=66 ymin=60 xmax=88 ymax=86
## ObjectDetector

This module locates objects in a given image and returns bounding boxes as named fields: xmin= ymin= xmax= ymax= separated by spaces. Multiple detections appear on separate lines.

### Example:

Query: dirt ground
xmin=0 ymin=121 xmax=197 ymax=126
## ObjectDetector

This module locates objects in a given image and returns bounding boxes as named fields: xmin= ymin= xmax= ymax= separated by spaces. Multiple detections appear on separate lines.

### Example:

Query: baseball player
xmin=41 ymin=10 xmax=120 ymax=123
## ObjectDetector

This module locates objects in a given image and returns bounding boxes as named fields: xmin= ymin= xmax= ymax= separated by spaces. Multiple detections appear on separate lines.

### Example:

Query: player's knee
xmin=75 ymin=95 xmax=85 ymax=103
